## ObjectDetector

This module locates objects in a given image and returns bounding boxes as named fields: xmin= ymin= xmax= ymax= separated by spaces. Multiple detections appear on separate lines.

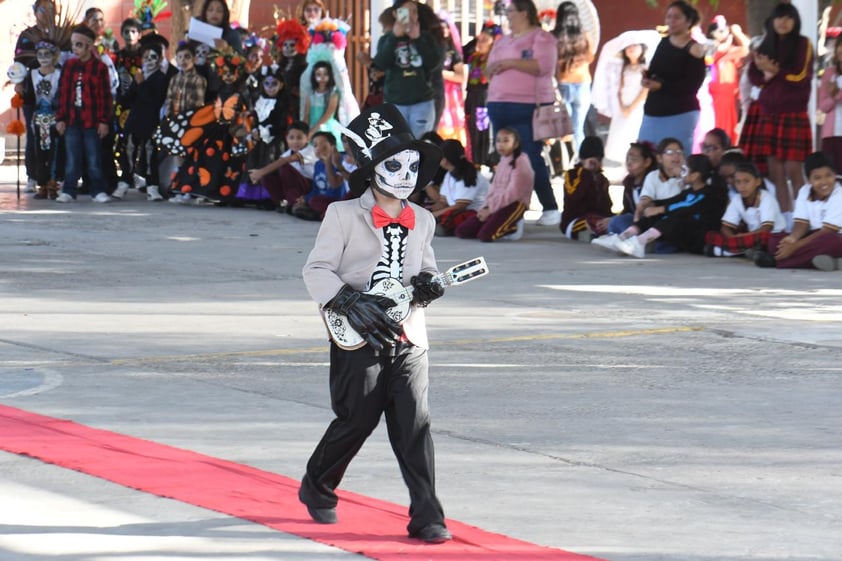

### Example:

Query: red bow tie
xmin=372 ymin=205 xmax=416 ymax=229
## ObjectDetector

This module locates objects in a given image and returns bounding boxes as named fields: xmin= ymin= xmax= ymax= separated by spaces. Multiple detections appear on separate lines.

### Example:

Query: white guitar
xmin=324 ymin=257 xmax=490 ymax=350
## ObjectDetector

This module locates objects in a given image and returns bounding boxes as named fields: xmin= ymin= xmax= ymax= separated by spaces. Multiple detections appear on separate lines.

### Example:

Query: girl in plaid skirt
xmin=703 ymin=161 xmax=785 ymax=257
xmin=746 ymin=3 xmax=813 ymax=217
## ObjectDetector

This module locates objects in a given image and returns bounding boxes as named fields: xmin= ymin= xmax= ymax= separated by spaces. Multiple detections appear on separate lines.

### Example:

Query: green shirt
xmin=373 ymin=31 xmax=443 ymax=106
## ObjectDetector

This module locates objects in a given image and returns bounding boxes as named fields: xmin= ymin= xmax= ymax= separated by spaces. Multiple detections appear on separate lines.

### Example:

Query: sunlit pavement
xmin=1 ymin=162 xmax=841 ymax=561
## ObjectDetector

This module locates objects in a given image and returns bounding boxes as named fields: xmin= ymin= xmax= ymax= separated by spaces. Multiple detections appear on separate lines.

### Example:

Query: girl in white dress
xmin=604 ymin=43 xmax=648 ymax=164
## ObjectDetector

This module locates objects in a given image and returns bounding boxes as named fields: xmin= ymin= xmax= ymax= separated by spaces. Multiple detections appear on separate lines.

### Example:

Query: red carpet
xmin=0 ymin=404 xmax=606 ymax=560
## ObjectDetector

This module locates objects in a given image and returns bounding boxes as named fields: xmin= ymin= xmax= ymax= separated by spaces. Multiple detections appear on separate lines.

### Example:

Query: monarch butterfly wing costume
xmin=170 ymin=92 xmax=250 ymax=203
xmin=154 ymin=104 xmax=215 ymax=157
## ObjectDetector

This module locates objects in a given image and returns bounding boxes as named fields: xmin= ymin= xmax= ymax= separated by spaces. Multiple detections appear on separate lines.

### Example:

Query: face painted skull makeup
xmin=142 ymin=50 xmax=161 ymax=74
xmin=36 ymin=48 xmax=55 ymax=68
xmin=195 ymin=44 xmax=210 ymax=65
xmin=282 ymin=39 xmax=297 ymax=58
xmin=373 ymin=149 xmax=420 ymax=199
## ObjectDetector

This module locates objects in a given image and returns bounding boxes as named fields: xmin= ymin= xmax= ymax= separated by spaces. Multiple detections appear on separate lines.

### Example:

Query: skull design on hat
xmin=340 ymin=103 xmax=441 ymax=198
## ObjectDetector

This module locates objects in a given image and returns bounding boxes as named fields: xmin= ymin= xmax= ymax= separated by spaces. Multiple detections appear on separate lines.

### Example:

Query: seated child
xmin=753 ymin=152 xmax=842 ymax=270
xmin=429 ymin=139 xmax=489 ymax=236
xmin=703 ymin=161 xmax=785 ymax=257
xmin=560 ymin=136 xmax=613 ymax=240
xmin=248 ymin=120 xmax=317 ymax=212
xmin=595 ymin=154 xmax=728 ymax=258
xmin=455 ymin=127 xmax=533 ymax=242
xmin=292 ymin=131 xmax=348 ymax=220
xmin=607 ymin=141 xmax=658 ymax=235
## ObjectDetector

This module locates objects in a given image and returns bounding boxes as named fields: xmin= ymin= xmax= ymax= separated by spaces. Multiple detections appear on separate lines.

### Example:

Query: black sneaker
xmin=703 ymin=244 xmax=717 ymax=257
xmin=753 ymin=250 xmax=776 ymax=268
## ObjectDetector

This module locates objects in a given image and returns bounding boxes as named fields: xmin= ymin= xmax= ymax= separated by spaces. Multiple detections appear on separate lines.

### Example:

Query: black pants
xmin=299 ymin=341 xmax=445 ymax=534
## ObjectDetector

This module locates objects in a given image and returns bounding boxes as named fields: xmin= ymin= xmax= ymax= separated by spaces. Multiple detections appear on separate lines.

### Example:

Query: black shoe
xmin=753 ymin=250 xmax=777 ymax=268
xmin=410 ymin=523 xmax=452 ymax=544
xmin=305 ymin=505 xmax=337 ymax=524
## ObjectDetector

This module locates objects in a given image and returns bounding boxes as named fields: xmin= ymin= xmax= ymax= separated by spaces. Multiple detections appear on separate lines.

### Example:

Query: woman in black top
xmin=638 ymin=0 xmax=706 ymax=153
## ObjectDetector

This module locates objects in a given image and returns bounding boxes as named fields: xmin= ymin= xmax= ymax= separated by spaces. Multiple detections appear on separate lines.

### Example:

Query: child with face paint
xmin=299 ymin=103 xmax=451 ymax=545
xmin=272 ymin=18 xmax=309 ymax=123
xmin=237 ymin=69 xmax=290 ymax=208
xmin=170 ymin=48 xmax=251 ymax=203
xmin=119 ymin=38 xmax=170 ymax=201
xmin=303 ymin=61 xmax=343 ymax=145
xmin=53 ymin=24 xmax=114 ymax=203
xmin=23 ymin=39 xmax=62 ymax=199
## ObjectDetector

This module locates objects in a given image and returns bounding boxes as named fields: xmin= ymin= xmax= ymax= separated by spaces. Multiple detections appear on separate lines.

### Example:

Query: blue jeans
xmin=560 ymin=82 xmax=590 ymax=151
xmin=488 ymin=101 xmax=557 ymax=211
xmin=62 ymin=125 xmax=106 ymax=197
xmin=638 ymin=110 xmax=700 ymax=156
xmin=608 ymin=213 xmax=634 ymax=234
xmin=395 ymin=100 xmax=436 ymax=139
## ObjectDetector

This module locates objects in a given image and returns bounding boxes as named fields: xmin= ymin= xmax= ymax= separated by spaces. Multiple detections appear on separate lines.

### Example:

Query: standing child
xmin=24 ymin=39 xmax=62 ymax=200
xmin=304 ymin=60 xmax=343 ymax=145
xmin=429 ymin=139 xmax=489 ymax=236
xmin=703 ymin=161 xmax=785 ymax=257
xmin=291 ymin=131 xmax=348 ymax=220
xmin=157 ymin=42 xmax=208 ymax=202
xmin=753 ymin=152 xmax=842 ymax=270
xmin=464 ymin=21 xmax=501 ymax=166
xmin=298 ymin=103 xmax=451 ymax=544
xmin=54 ymin=25 xmax=113 ymax=203
xmin=560 ymin=136 xmax=613 ymax=240
xmin=455 ymin=127 xmax=534 ymax=242
xmin=248 ymin=120 xmax=317 ymax=211
xmin=603 ymin=42 xmax=649 ymax=165
xmin=237 ymin=69 xmax=290 ymax=208
xmin=747 ymin=2 xmax=813 ymax=219
xmin=118 ymin=38 xmax=169 ymax=201
xmin=606 ymin=141 xmax=658 ymax=234
xmin=817 ymin=33 xmax=842 ymax=172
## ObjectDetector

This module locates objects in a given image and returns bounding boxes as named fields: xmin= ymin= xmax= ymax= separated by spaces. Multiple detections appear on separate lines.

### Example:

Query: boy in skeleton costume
xmin=299 ymin=104 xmax=451 ymax=544
xmin=23 ymin=40 xmax=62 ymax=199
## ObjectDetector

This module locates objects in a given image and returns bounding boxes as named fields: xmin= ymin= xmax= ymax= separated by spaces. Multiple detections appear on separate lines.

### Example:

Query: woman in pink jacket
xmin=818 ymin=34 xmax=842 ymax=172
xmin=455 ymin=127 xmax=535 ymax=241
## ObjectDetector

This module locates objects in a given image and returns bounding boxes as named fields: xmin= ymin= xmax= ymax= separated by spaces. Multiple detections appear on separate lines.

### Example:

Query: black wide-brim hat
xmin=340 ymin=103 xmax=442 ymax=196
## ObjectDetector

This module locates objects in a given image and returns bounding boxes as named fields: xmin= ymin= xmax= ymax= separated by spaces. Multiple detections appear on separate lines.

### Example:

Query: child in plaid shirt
xmin=54 ymin=25 xmax=113 ymax=203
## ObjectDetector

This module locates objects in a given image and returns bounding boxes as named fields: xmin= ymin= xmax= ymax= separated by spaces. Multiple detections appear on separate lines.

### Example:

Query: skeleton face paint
xmin=282 ymin=39 xmax=297 ymax=58
xmin=262 ymin=76 xmax=281 ymax=97
xmin=142 ymin=50 xmax=161 ymax=74
xmin=195 ymin=44 xmax=210 ymax=65
xmin=373 ymin=149 xmax=420 ymax=199
xmin=36 ymin=48 xmax=55 ymax=68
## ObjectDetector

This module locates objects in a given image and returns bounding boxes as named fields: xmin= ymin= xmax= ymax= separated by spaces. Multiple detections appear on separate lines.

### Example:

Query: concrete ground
xmin=1 ymin=164 xmax=841 ymax=561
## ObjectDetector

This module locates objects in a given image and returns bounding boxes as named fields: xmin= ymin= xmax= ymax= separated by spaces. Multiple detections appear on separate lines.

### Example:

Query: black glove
xmin=326 ymin=285 xmax=402 ymax=350
xmin=410 ymin=272 xmax=445 ymax=307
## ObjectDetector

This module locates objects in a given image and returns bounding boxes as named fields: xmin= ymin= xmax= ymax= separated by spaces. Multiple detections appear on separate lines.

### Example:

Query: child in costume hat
xmin=298 ymin=103 xmax=452 ymax=544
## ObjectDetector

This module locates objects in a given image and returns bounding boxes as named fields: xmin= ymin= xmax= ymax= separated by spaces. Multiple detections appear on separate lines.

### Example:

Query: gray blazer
xmin=302 ymin=189 xmax=439 ymax=349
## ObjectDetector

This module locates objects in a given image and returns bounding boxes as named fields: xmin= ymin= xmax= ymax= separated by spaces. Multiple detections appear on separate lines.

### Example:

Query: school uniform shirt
xmin=792 ymin=183 xmax=842 ymax=232
xmin=560 ymin=165 xmax=612 ymax=232
xmin=721 ymin=190 xmax=786 ymax=233
xmin=280 ymin=144 xmax=317 ymax=179
xmin=303 ymin=188 xmax=437 ymax=349
xmin=483 ymin=153 xmax=534 ymax=213
xmin=640 ymin=169 xmax=683 ymax=201
xmin=305 ymin=160 xmax=348 ymax=202
xmin=439 ymin=172 xmax=489 ymax=211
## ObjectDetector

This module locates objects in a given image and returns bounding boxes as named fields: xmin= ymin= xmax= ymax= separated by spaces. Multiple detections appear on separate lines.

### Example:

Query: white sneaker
xmin=501 ymin=218 xmax=525 ymax=241
xmin=169 ymin=193 xmax=186 ymax=204
xmin=591 ymin=234 xmax=620 ymax=251
xmin=112 ymin=181 xmax=130 ymax=199
xmin=133 ymin=174 xmax=147 ymax=189
xmin=812 ymin=255 xmax=840 ymax=271
xmin=536 ymin=209 xmax=561 ymax=226
xmin=55 ymin=192 xmax=75 ymax=203
xmin=93 ymin=192 xmax=112 ymax=203
xmin=25 ymin=178 xmax=37 ymax=193
xmin=616 ymin=235 xmax=646 ymax=258
xmin=147 ymin=185 xmax=164 ymax=201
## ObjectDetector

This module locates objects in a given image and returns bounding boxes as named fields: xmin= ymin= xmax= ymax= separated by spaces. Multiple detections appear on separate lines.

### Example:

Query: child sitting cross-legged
xmin=560 ymin=136 xmax=613 ymax=240
xmin=753 ymin=151 xmax=842 ymax=270
xmin=703 ymin=161 xmax=785 ymax=257
xmin=291 ymin=131 xmax=349 ymax=221
xmin=428 ymin=139 xmax=489 ymax=236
